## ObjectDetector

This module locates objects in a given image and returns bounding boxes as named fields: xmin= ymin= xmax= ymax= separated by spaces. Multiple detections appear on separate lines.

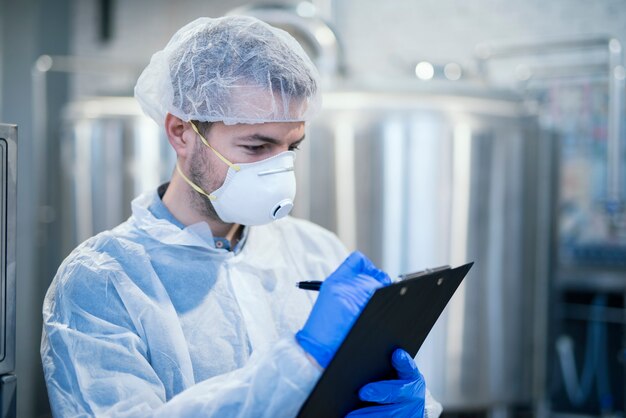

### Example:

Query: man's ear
xmin=165 ymin=113 xmax=193 ymax=158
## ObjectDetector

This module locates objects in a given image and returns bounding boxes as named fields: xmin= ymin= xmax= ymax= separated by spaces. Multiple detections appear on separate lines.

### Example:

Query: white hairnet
xmin=135 ymin=16 xmax=321 ymax=125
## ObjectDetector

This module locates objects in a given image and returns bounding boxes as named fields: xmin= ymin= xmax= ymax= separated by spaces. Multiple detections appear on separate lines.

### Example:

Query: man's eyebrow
xmin=237 ymin=134 xmax=306 ymax=145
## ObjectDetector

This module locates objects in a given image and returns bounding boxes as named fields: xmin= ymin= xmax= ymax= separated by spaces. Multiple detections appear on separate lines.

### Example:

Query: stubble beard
xmin=188 ymin=141 xmax=227 ymax=225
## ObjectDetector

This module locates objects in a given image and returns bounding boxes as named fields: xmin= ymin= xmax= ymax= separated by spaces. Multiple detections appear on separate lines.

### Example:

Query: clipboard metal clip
xmin=398 ymin=265 xmax=451 ymax=281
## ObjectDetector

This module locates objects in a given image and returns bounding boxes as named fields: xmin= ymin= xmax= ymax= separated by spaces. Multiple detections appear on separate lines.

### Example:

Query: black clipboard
xmin=297 ymin=262 xmax=473 ymax=418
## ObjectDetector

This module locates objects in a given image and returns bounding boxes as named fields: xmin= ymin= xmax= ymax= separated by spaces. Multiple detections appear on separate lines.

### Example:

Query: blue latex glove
xmin=346 ymin=349 xmax=426 ymax=418
xmin=296 ymin=251 xmax=391 ymax=368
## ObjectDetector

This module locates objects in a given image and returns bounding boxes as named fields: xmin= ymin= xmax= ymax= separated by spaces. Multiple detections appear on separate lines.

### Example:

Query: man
xmin=41 ymin=16 xmax=442 ymax=417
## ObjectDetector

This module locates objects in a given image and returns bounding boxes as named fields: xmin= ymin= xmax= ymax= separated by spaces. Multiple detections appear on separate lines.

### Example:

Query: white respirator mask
xmin=176 ymin=122 xmax=297 ymax=226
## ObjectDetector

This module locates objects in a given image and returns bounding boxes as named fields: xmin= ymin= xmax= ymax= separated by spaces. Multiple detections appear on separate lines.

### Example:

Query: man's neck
xmin=162 ymin=174 xmax=234 ymax=237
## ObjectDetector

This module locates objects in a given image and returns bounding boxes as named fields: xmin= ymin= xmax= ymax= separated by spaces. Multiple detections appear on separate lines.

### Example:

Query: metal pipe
xmin=476 ymin=36 xmax=625 ymax=225
xmin=476 ymin=36 xmax=618 ymax=59
xmin=227 ymin=3 xmax=343 ymax=80
xmin=516 ymin=63 xmax=610 ymax=81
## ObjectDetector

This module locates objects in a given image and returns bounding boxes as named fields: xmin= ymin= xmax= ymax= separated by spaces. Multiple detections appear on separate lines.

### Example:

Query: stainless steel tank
xmin=59 ymin=86 xmax=551 ymax=413
xmin=60 ymin=97 xmax=176 ymax=256
xmin=293 ymin=84 xmax=552 ymax=412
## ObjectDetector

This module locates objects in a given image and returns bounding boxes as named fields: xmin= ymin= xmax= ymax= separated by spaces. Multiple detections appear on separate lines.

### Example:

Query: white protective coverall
xmin=41 ymin=187 xmax=442 ymax=417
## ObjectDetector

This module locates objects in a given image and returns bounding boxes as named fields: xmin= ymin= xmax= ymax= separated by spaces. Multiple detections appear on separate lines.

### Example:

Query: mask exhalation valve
xmin=271 ymin=199 xmax=294 ymax=220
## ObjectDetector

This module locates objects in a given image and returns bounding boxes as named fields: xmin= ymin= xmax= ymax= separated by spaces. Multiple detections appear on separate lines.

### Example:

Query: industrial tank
xmin=59 ymin=85 xmax=552 ymax=413
xmin=293 ymin=84 xmax=552 ymax=412
xmin=60 ymin=97 xmax=176 ymax=256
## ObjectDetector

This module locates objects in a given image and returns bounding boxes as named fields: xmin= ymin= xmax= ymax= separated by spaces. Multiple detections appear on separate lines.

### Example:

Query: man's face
xmin=187 ymin=121 xmax=305 ymax=223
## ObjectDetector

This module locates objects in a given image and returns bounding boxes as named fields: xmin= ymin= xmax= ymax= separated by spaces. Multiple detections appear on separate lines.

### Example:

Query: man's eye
xmin=242 ymin=145 xmax=265 ymax=152
xmin=289 ymin=144 xmax=301 ymax=151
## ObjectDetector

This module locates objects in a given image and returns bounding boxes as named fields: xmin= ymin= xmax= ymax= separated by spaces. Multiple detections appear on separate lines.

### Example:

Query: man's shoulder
xmin=44 ymin=220 xmax=153 ymax=320
xmin=43 ymin=231 xmax=147 ymax=337
xmin=53 ymin=220 xmax=146 ymax=288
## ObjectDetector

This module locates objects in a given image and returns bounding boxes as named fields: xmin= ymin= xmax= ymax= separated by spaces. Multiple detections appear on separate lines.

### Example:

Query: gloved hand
xmin=296 ymin=251 xmax=391 ymax=368
xmin=346 ymin=349 xmax=426 ymax=418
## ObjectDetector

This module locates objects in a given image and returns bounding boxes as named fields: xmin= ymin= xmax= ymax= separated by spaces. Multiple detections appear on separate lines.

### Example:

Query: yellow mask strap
xmin=190 ymin=122 xmax=241 ymax=172
xmin=176 ymin=163 xmax=217 ymax=201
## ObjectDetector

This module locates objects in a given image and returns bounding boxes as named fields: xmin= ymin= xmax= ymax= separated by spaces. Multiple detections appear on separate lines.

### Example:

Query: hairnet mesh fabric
xmin=135 ymin=16 xmax=321 ymax=125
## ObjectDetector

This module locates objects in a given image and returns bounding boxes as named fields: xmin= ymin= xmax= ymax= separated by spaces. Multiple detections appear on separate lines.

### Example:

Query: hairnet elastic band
xmin=176 ymin=163 xmax=217 ymax=201
xmin=190 ymin=122 xmax=241 ymax=171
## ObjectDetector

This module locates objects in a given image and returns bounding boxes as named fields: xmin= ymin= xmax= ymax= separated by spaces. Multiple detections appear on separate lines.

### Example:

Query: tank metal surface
xmin=60 ymin=97 xmax=175 ymax=256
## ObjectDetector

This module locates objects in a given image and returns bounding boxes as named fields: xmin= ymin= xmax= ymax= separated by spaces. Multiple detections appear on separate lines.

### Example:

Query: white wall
xmin=69 ymin=0 xmax=626 ymax=96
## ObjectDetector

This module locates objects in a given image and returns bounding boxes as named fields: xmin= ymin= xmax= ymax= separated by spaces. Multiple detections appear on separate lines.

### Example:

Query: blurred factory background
xmin=1 ymin=0 xmax=625 ymax=417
